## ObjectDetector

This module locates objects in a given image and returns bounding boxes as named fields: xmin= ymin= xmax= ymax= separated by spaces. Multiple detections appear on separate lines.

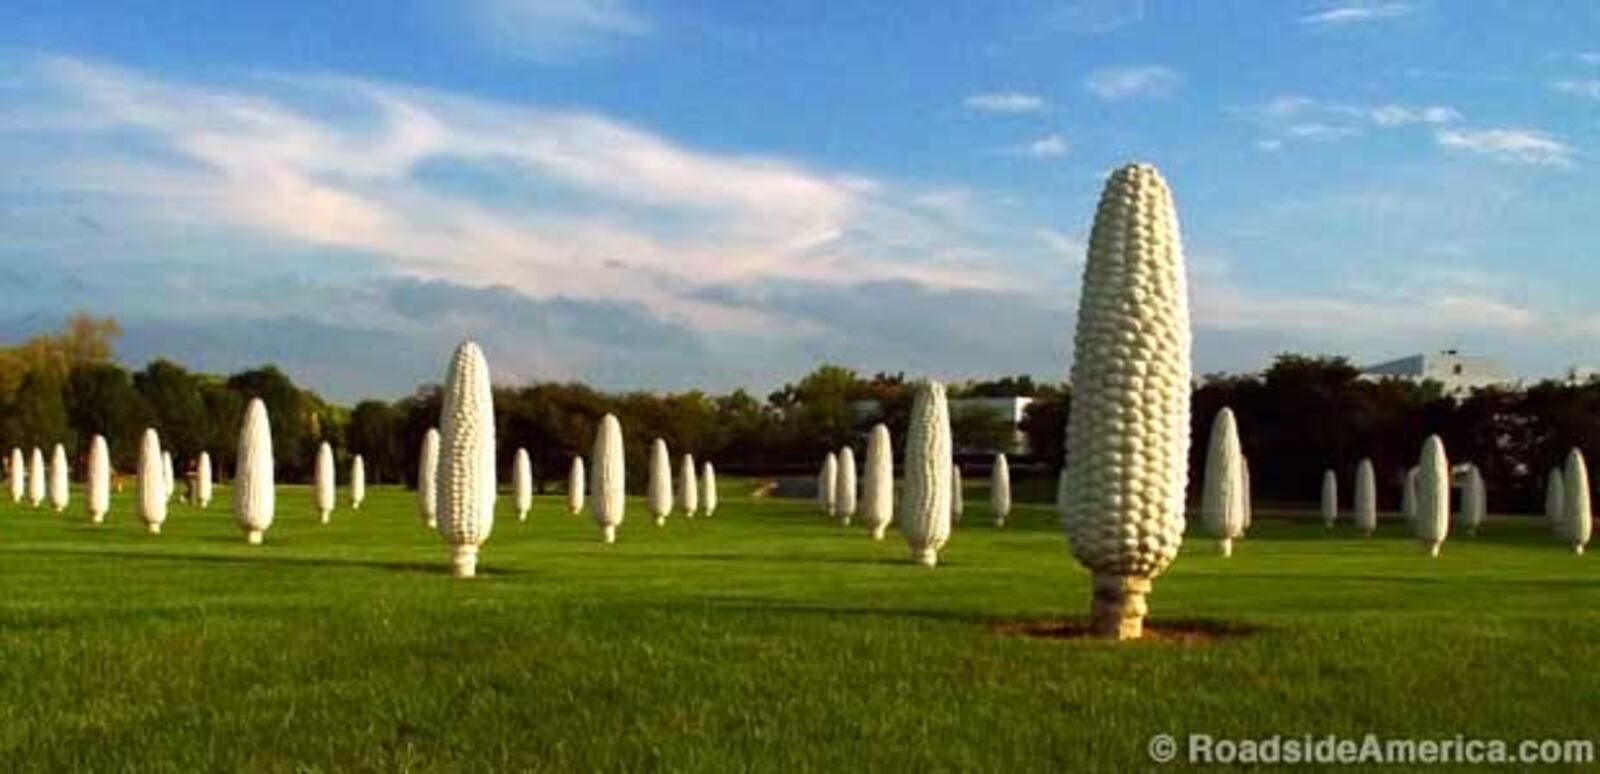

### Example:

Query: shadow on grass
xmin=677 ymin=597 xmax=1261 ymax=645
xmin=992 ymin=617 xmax=1259 ymax=644
xmin=0 ymin=545 xmax=527 ymax=578
xmin=642 ymin=552 xmax=910 ymax=567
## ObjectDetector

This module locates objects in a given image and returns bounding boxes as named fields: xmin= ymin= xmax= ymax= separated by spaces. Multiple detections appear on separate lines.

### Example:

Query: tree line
xmin=2 ymin=316 xmax=1597 ymax=511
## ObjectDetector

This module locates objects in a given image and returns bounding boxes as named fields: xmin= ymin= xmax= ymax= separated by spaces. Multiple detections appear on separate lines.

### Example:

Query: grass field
xmin=0 ymin=479 xmax=1596 ymax=771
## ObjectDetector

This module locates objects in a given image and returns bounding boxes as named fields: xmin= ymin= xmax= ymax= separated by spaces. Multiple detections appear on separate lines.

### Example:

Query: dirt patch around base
xmin=990 ymin=618 xmax=1257 ymax=644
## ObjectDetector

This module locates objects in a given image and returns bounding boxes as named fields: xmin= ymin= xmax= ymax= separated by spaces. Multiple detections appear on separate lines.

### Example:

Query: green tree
xmin=134 ymin=359 xmax=210 ymax=461
xmin=66 ymin=363 xmax=152 ymax=470
xmin=347 ymin=400 xmax=402 ymax=483
xmin=2 ymin=369 xmax=71 ymax=452
xmin=226 ymin=366 xmax=311 ymax=477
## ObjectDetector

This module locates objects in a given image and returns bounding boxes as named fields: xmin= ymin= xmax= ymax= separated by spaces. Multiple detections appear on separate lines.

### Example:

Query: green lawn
xmin=0 ymin=481 xmax=1595 ymax=771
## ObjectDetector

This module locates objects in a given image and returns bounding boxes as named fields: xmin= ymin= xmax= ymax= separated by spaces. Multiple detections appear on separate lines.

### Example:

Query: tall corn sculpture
xmin=1062 ymin=163 xmax=1192 ymax=640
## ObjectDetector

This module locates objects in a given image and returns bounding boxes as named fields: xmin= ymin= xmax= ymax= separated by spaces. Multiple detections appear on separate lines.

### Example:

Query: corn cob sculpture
xmin=1062 ymin=163 xmax=1192 ymax=640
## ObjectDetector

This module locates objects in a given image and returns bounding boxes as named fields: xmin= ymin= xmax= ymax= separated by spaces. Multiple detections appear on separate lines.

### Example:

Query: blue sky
xmin=1 ymin=1 xmax=1597 ymax=400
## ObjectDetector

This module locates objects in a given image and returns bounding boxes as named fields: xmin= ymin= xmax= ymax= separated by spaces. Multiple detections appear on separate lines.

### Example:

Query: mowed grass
xmin=0 ymin=480 xmax=1596 ymax=772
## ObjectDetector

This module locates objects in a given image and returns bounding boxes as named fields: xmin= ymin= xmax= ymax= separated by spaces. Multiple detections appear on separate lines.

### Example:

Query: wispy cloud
xmin=1369 ymin=104 xmax=1460 ymax=125
xmin=1084 ymin=66 xmax=1180 ymax=102
xmin=1435 ymin=128 xmax=1573 ymax=168
xmin=1283 ymin=123 xmax=1362 ymax=141
xmin=1038 ymin=0 xmax=1147 ymax=35
xmin=11 ymin=56 xmax=1030 ymax=334
xmin=1552 ymin=79 xmax=1600 ymax=99
xmin=1036 ymin=228 xmax=1084 ymax=264
xmin=1008 ymin=133 xmax=1069 ymax=158
xmin=1235 ymin=96 xmax=1463 ymax=151
xmin=466 ymin=0 xmax=651 ymax=62
xmin=964 ymin=91 xmax=1048 ymax=114
xmin=1300 ymin=3 xmax=1415 ymax=27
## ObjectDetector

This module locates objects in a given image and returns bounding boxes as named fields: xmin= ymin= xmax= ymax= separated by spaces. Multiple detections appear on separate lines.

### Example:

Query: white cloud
xmin=1236 ymin=97 xmax=1464 ymax=150
xmin=1284 ymin=123 xmax=1362 ymax=140
xmin=1369 ymin=104 xmax=1460 ymax=125
xmin=1036 ymin=228 xmax=1084 ymax=264
xmin=467 ymin=0 xmax=650 ymax=62
xmin=1300 ymin=3 xmax=1415 ymax=27
xmin=16 ymin=56 xmax=1029 ymax=334
xmin=1552 ymin=80 xmax=1600 ymax=99
xmin=1084 ymin=66 xmax=1180 ymax=102
xmin=1260 ymin=95 xmax=1317 ymax=118
xmin=1191 ymin=258 xmax=1539 ymax=338
xmin=1435 ymin=128 xmax=1573 ymax=168
xmin=1576 ymin=52 xmax=1600 ymax=66
xmin=1016 ymin=133 xmax=1069 ymax=158
xmin=964 ymin=91 xmax=1048 ymax=114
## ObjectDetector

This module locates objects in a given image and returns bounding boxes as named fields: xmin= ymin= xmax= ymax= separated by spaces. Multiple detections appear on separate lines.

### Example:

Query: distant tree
xmin=769 ymin=364 xmax=863 ymax=459
xmin=950 ymin=404 xmax=1015 ymax=455
xmin=134 ymin=359 xmax=209 ymax=461
xmin=396 ymin=385 xmax=443 ymax=488
xmin=1020 ymin=392 xmax=1070 ymax=468
xmin=2 ymin=369 xmax=70 ymax=451
xmin=951 ymin=374 xmax=1042 ymax=398
xmin=226 ymin=366 xmax=312 ymax=476
xmin=199 ymin=381 xmax=246 ymax=478
xmin=347 ymin=400 xmax=401 ymax=483
xmin=65 ymin=363 xmax=152 ymax=470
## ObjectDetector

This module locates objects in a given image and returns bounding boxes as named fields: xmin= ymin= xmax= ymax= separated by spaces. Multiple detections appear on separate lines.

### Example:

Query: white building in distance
xmin=1361 ymin=350 xmax=1511 ymax=396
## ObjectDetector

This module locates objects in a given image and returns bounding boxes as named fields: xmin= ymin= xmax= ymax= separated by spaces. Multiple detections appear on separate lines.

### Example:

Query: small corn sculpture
xmin=233 ymin=398 xmax=275 ymax=545
xmin=834 ymin=446 xmax=857 ymax=525
xmin=567 ymin=456 xmax=586 ymax=516
xmin=435 ymin=340 xmax=497 ymax=578
xmin=514 ymin=448 xmax=533 ymax=522
xmin=590 ymin=415 xmax=625 ymax=543
xmin=350 ymin=455 xmax=366 ymax=510
xmin=900 ymin=380 xmax=953 ymax=566
xmin=315 ymin=442 xmax=336 ymax=524
xmin=418 ymin=429 xmax=440 ymax=528
xmin=1353 ymin=459 xmax=1376 ymax=536
xmin=860 ymin=424 xmax=894 ymax=540
xmin=196 ymin=451 xmax=213 ymax=509
xmin=1415 ymin=436 xmax=1450 ymax=557
xmin=48 ymin=444 xmax=70 ymax=514
xmin=1565 ymin=449 xmax=1591 ymax=555
xmin=87 ymin=435 xmax=110 ymax=523
xmin=679 ymin=454 xmax=699 ymax=518
xmin=701 ymin=461 xmax=718 ymax=518
xmin=991 ymin=453 xmax=1011 ymax=527
xmin=1201 ymin=408 xmax=1244 ymax=557
xmin=648 ymin=439 xmax=673 ymax=526
xmin=137 ymin=430 xmax=166 ymax=534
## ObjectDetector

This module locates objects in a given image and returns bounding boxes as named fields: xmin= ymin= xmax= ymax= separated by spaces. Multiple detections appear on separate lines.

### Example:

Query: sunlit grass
xmin=0 ymin=481 xmax=1593 ymax=770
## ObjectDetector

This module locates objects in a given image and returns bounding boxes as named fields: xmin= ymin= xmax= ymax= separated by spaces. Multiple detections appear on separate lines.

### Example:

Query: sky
xmin=1 ymin=0 xmax=1597 ymax=401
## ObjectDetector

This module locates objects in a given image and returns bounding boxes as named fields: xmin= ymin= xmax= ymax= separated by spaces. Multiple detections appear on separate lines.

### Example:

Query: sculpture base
xmin=1090 ymin=574 xmax=1151 ymax=641
xmin=452 ymin=546 xmax=478 ymax=578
